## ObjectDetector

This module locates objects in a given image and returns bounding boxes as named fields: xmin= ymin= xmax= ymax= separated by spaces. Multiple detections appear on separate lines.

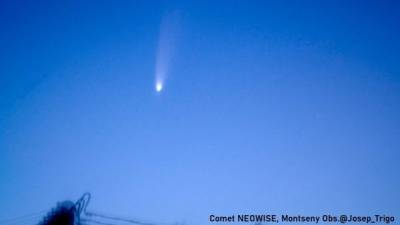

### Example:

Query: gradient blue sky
xmin=1 ymin=1 xmax=399 ymax=225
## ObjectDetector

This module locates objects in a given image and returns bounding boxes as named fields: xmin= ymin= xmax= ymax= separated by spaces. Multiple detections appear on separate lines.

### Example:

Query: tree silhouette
xmin=38 ymin=201 xmax=75 ymax=225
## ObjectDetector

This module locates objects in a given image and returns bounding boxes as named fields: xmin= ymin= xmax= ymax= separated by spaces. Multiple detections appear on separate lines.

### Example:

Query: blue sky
xmin=1 ymin=1 xmax=399 ymax=225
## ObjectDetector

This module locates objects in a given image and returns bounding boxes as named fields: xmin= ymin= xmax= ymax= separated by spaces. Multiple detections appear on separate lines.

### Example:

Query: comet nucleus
xmin=156 ymin=82 xmax=163 ymax=92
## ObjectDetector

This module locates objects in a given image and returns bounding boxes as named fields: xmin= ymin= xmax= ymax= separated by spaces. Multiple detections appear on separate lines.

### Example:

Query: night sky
xmin=1 ymin=1 xmax=399 ymax=225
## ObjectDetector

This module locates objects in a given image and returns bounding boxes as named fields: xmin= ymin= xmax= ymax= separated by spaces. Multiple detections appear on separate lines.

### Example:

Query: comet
xmin=156 ymin=82 xmax=163 ymax=92
xmin=154 ymin=11 xmax=179 ymax=93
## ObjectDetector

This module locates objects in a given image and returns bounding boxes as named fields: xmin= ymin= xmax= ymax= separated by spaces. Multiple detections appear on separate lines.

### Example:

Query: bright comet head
xmin=156 ymin=82 xmax=163 ymax=92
